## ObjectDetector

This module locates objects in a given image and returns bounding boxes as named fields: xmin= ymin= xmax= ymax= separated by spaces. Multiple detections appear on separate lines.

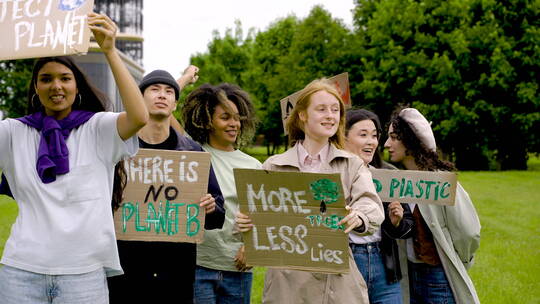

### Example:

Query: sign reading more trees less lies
xmin=234 ymin=168 xmax=350 ymax=274
xmin=113 ymin=149 xmax=211 ymax=244
xmin=0 ymin=0 xmax=94 ymax=60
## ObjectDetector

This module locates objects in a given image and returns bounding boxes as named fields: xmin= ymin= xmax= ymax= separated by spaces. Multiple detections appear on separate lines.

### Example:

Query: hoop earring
xmin=31 ymin=94 xmax=40 ymax=110
xmin=77 ymin=93 xmax=82 ymax=107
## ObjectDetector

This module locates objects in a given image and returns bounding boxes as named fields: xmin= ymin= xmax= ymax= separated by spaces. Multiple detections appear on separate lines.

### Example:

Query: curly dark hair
xmin=181 ymin=83 xmax=257 ymax=148
xmin=388 ymin=107 xmax=455 ymax=171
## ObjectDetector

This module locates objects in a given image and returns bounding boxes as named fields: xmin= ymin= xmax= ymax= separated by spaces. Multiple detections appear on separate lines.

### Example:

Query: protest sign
xmin=0 ymin=0 xmax=94 ymax=60
xmin=280 ymin=72 xmax=351 ymax=134
xmin=369 ymin=168 xmax=457 ymax=206
xmin=113 ymin=149 xmax=211 ymax=243
xmin=234 ymin=168 xmax=350 ymax=274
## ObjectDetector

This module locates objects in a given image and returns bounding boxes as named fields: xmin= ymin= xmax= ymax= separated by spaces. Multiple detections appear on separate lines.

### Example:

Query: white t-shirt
xmin=0 ymin=112 xmax=138 ymax=276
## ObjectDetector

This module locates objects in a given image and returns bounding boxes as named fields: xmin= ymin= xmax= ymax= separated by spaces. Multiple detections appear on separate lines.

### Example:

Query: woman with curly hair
xmin=384 ymin=107 xmax=481 ymax=304
xmin=182 ymin=83 xmax=261 ymax=303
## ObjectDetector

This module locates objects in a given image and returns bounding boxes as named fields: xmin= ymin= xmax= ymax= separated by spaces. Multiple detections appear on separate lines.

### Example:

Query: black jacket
xmin=380 ymin=202 xmax=414 ymax=284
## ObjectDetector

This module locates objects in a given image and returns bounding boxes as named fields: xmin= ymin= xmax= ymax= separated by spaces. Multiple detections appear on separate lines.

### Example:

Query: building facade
xmin=74 ymin=0 xmax=144 ymax=111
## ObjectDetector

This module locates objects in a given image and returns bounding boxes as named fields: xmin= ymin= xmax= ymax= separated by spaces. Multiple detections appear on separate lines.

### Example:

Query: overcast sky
xmin=143 ymin=0 xmax=355 ymax=76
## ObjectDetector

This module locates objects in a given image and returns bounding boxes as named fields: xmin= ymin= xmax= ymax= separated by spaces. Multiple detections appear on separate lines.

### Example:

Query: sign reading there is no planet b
xmin=114 ymin=149 xmax=211 ymax=244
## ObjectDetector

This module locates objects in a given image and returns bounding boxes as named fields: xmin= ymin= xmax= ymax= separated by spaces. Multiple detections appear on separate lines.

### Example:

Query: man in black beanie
xmin=108 ymin=68 xmax=225 ymax=303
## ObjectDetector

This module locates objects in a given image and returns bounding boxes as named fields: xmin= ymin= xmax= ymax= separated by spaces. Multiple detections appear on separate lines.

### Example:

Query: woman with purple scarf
xmin=0 ymin=13 xmax=148 ymax=303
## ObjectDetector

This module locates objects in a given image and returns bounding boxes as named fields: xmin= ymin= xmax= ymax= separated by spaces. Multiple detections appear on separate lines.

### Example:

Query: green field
xmin=1 ymin=156 xmax=539 ymax=303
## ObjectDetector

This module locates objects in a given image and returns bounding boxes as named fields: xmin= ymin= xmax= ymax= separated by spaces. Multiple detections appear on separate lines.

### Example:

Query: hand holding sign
xmin=87 ymin=12 xmax=117 ymax=54
xmin=338 ymin=206 xmax=365 ymax=233
xmin=199 ymin=193 xmax=216 ymax=214
xmin=388 ymin=201 xmax=404 ymax=227
xmin=234 ymin=211 xmax=253 ymax=233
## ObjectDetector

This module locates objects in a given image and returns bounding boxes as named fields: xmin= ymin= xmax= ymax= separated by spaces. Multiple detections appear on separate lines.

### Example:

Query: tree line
xmin=1 ymin=0 xmax=538 ymax=170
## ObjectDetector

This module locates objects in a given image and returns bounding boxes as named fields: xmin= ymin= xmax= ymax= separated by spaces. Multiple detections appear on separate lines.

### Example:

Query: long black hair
xmin=27 ymin=56 xmax=111 ymax=114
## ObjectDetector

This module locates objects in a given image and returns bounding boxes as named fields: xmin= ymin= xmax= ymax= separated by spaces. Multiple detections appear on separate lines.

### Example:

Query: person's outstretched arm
xmin=88 ymin=12 xmax=148 ymax=140
xmin=169 ymin=65 xmax=200 ymax=135
xmin=177 ymin=65 xmax=199 ymax=90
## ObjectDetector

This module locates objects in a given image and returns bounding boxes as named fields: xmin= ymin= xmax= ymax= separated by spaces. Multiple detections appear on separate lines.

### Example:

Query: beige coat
xmin=261 ymin=144 xmax=384 ymax=304
xmin=399 ymin=183 xmax=481 ymax=304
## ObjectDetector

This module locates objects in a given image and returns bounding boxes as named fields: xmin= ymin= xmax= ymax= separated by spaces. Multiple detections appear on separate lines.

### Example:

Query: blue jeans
xmin=408 ymin=262 xmax=456 ymax=304
xmin=351 ymin=243 xmax=403 ymax=304
xmin=193 ymin=265 xmax=252 ymax=304
xmin=0 ymin=265 xmax=108 ymax=304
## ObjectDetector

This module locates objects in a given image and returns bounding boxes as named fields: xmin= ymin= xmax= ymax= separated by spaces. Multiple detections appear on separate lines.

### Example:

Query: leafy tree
xmin=184 ymin=20 xmax=254 ymax=96
xmin=248 ymin=6 xmax=354 ymax=152
xmin=247 ymin=15 xmax=299 ymax=153
xmin=353 ymin=0 xmax=539 ymax=170
xmin=184 ymin=7 xmax=354 ymax=154
xmin=0 ymin=60 xmax=33 ymax=118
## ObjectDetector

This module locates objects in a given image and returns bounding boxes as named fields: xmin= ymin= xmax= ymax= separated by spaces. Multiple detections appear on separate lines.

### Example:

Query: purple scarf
xmin=17 ymin=110 xmax=95 ymax=183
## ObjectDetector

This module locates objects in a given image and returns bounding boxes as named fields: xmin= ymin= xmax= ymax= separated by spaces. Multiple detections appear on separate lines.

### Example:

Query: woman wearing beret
xmin=384 ymin=107 xmax=481 ymax=304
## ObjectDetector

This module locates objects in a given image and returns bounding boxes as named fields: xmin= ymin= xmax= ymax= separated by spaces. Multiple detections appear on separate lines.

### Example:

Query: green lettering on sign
xmin=389 ymin=178 xmax=400 ymax=198
xmin=186 ymin=203 xmax=200 ymax=237
xmin=122 ymin=202 xmax=135 ymax=232
xmin=372 ymin=179 xmax=382 ymax=193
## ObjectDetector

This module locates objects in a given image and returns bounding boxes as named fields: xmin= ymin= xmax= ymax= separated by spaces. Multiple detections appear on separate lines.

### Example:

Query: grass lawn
xmin=0 ymin=155 xmax=539 ymax=303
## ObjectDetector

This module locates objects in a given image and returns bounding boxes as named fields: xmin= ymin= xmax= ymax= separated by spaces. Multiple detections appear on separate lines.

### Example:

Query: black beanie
xmin=139 ymin=69 xmax=180 ymax=100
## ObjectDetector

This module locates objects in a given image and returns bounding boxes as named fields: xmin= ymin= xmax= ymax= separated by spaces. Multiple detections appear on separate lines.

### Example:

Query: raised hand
xmin=87 ymin=12 xmax=118 ymax=54
xmin=177 ymin=65 xmax=200 ymax=90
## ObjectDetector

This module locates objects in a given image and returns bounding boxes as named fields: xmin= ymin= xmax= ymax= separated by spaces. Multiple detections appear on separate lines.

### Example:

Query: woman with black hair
xmin=384 ymin=107 xmax=480 ymax=304
xmin=345 ymin=109 xmax=413 ymax=304
xmin=0 ymin=13 xmax=148 ymax=303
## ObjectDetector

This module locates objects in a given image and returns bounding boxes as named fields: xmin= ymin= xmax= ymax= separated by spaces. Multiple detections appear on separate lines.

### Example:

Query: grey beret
xmin=399 ymin=108 xmax=436 ymax=152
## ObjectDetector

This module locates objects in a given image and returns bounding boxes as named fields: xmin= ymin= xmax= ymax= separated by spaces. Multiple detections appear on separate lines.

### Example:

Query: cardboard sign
xmin=234 ymin=168 xmax=350 ymax=274
xmin=280 ymin=72 xmax=351 ymax=134
xmin=0 ymin=0 xmax=94 ymax=60
xmin=369 ymin=168 xmax=457 ymax=206
xmin=113 ymin=149 xmax=211 ymax=243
